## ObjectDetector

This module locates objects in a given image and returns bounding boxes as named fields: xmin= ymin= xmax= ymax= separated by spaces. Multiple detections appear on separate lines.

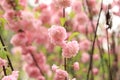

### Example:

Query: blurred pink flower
xmin=62 ymin=41 xmax=79 ymax=58
xmin=71 ymin=0 xmax=82 ymax=13
xmin=79 ymin=39 xmax=91 ymax=51
xmin=73 ymin=62 xmax=79 ymax=71
xmin=54 ymin=69 xmax=68 ymax=80
xmin=53 ymin=0 xmax=71 ymax=8
xmin=25 ymin=64 xmax=41 ymax=78
xmin=22 ymin=46 xmax=36 ymax=55
xmin=73 ymin=12 xmax=88 ymax=25
xmin=52 ymin=64 xmax=59 ymax=72
xmin=0 ymin=58 xmax=6 ymax=67
xmin=92 ymin=67 xmax=99 ymax=75
xmin=11 ymin=46 xmax=22 ymax=54
xmin=93 ymin=54 xmax=100 ymax=60
xmin=2 ymin=71 xmax=19 ymax=80
xmin=19 ymin=0 xmax=27 ymax=8
xmin=87 ymin=0 xmax=99 ymax=15
xmin=37 ymin=76 xmax=45 ymax=80
xmin=81 ymin=52 xmax=90 ymax=63
xmin=48 ymin=25 xmax=67 ymax=46
xmin=10 ymin=32 xmax=28 ymax=46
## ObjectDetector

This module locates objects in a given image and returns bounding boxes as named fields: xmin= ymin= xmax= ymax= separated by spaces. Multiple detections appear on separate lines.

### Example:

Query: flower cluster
xmin=2 ymin=71 xmax=19 ymax=80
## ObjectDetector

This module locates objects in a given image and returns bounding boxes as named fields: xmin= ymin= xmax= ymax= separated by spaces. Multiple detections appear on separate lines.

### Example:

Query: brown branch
xmin=63 ymin=7 xmax=67 ymax=80
xmin=30 ymin=53 xmax=44 ymax=76
xmin=0 ymin=34 xmax=14 ymax=71
xmin=86 ymin=0 xmax=103 ymax=80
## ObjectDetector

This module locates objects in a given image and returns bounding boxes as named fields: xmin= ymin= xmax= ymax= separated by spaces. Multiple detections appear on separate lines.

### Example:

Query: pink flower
xmin=79 ymin=39 xmax=91 ymax=51
xmin=0 ymin=58 xmax=6 ymax=67
xmin=2 ymin=71 xmax=19 ymax=80
xmin=52 ymin=64 xmax=59 ymax=72
xmin=92 ymin=67 xmax=99 ymax=75
xmin=2 ymin=76 xmax=15 ymax=80
xmin=19 ymin=0 xmax=27 ymax=8
xmin=22 ymin=46 xmax=36 ymax=55
xmin=37 ymin=76 xmax=45 ymax=80
xmin=62 ymin=41 xmax=79 ymax=58
xmin=73 ymin=62 xmax=79 ymax=71
xmin=53 ymin=0 xmax=70 ymax=8
xmin=11 ymin=71 xmax=19 ymax=79
xmin=10 ymin=32 xmax=29 ymax=46
xmin=11 ymin=46 xmax=22 ymax=54
xmin=25 ymin=64 xmax=41 ymax=78
xmin=93 ymin=54 xmax=100 ymax=60
xmin=71 ymin=0 xmax=82 ymax=13
xmin=73 ymin=12 xmax=88 ymax=25
xmin=81 ymin=52 xmax=90 ymax=63
xmin=48 ymin=25 xmax=67 ymax=46
xmin=54 ymin=69 xmax=68 ymax=80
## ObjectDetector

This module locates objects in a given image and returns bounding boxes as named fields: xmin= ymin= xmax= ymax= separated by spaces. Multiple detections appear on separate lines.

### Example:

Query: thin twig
xmin=106 ymin=28 xmax=112 ymax=80
xmin=63 ymin=7 xmax=67 ymax=80
xmin=86 ymin=0 xmax=103 ymax=80
xmin=30 ymin=53 xmax=44 ymax=76
xmin=0 ymin=35 xmax=14 ymax=71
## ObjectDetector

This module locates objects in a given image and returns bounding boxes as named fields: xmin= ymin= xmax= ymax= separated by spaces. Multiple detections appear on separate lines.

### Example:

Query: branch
xmin=0 ymin=35 xmax=14 ymax=71
xmin=86 ymin=0 xmax=103 ymax=80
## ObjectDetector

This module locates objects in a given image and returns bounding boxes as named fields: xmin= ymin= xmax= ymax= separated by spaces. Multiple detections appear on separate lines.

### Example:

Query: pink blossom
xmin=1 ymin=0 xmax=12 ymax=11
xmin=87 ymin=0 xmax=96 ymax=7
xmin=11 ymin=71 xmax=19 ymax=79
xmin=54 ymin=69 xmax=68 ymax=80
xmin=73 ymin=62 xmax=79 ymax=71
xmin=48 ymin=25 xmax=67 ymax=46
xmin=37 ymin=76 xmax=45 ymax=80
xmin=62 ymin=41 xmax=79 ymax=58
xmin=53 ymin=0 xmax=70 ymax=8
xmin=10 ymin=32 xmax=28 ymax=46
xmin=0 ymin=58 xmax=6 ymax=67
xmin=2 ymin=71 xmax=19 ymax=80
xmin=25 ymin=64 xmax=41 ymax=78
xmin=39 ymin=10 xmax=51 ymax=25
xmin=79 ymin=39 xmax=91 ymax=51
xmin=2 ymin=76 xmax=15 ymax=80
xmin=22 ymin=46 xmax=36 ymax=55
xmin=76 ymin=25 xmax=87 ymax=34
xmin=34 ymin=26 xmax=49 ymax=44
xmin=52 ymin=64 xmax=59 ymax=72
xmin=35 ymin=53 xmax=46 ymax=65
xmin=34 ymin=3 xmax=48 ymax=12
xmin=11 ymin=46 xmax=22 ymax=54
xmin=71 ymin=0 xmax=82 ymax=13
xmin=22 ymin=54 xmax=34 ymax=64
xmin=50 ymin=14 xmax=60 ymax=25
xmin=3 ymin=10 xmax=21 ymax=31
xmin=87 ymin=0 xmax=99 ymax=15
xmin=93 ymin=54 xmax=100 ymax=60
xmin=92 ymin=67 xmax=99 ymax=75
xmin=73 ymin=12 xmax=88 ymax=25
xmin=81 ymin=52 xmax=90 ymax=63
xmin=19 ymin=0 xmax=27 ymax=8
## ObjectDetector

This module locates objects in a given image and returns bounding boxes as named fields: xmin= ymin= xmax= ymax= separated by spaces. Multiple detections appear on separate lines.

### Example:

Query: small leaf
xmin=0 ymin=18 xmax=7 ymax=27
xmin=60 ymin=17 xmax=66 ymax=26
xmin=68 ymin=32 xmax=79 ymax=41
xmin=69 ymin=11 xmax=75 ymax=19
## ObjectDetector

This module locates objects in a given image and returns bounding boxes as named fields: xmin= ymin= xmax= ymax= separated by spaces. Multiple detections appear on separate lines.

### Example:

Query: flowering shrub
xmin=0 ymin=0 xmax=120 ymax=80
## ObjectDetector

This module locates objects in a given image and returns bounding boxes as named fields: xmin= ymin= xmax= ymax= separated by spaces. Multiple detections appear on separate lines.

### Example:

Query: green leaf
xmin=69 ymin=11 xmax=75 ymax=19
xmin=0 ymin=43 xmax=8 ymax=59
xmin=0 ymin=18 xmax=7 ymax=27
xmin=68 ymin=32 xmax=79 ymax=41
xmin=60 ymin=17 xmax=66 ymax=26
xmin=15 ymin=5 xmax=23 ymax=11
